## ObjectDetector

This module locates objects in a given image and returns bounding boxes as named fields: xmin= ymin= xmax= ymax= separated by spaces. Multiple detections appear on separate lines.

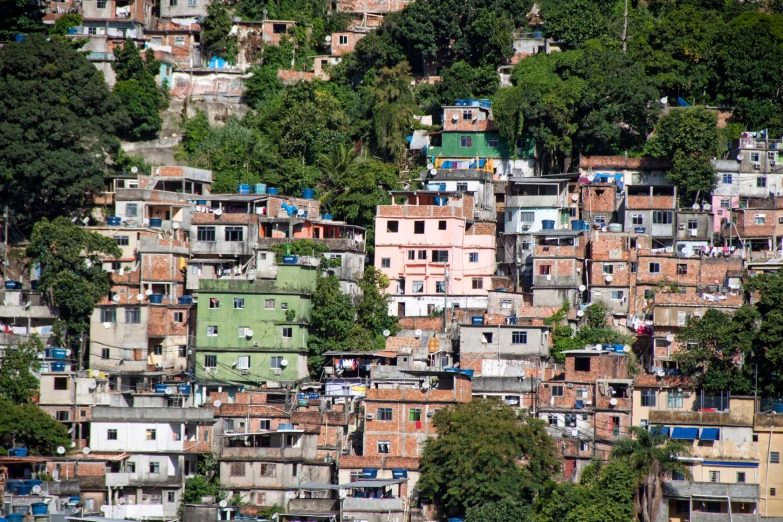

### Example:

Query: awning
xmin=702 ymin=461 xmax=759 ymax=468
xmin=699 ymin=428 xmax=720 ymax=441
xmin=650 ymin=426 xmax=670 ymax=437
xmin=671 ymin=427 xmax=699 ymax=440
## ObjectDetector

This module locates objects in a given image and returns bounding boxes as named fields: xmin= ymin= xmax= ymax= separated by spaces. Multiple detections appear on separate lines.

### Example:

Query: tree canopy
xmin=0 ymin=399 xmax=71 ymax=456
xmin=0 ymin=336 xmax=43 ymax=405
xmin=112 ymin=40 xmax=168 ymax=140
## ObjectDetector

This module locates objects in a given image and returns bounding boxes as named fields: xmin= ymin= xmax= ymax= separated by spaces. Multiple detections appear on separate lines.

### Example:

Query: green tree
xmin=49 ymin=13 xmax=82 ymax=36
xmin=307 ymin=275 xmax=357 ymax=377
xmin=112 ymin=41 xmax=168 ymax=139
xmin=541 ymin=0 xmax=613 ymax=49
xmin=418 ymin=400 xmax=560 ymax=514
xmin=0 ymin=0 xmax=46 ymax=40
xmin=370 ymin=62 xmax=416 ymax=163
xmin=0 ymin=336 xmax=43 ymax=404
xmin=0 ymin=400 xmax=71 ymax=456
xmin=243 ymin=64 xmax=284 ymax=109
xmin=355 ymin=267 xmax=398 ymax=350
xmin=0 ymin=35 xmax=128 ymax=231
xmin=439 ymin=61 xmax=499 ymax=106
xmin=465 ymin=498 xmax=533 ymax=522
xmin=26 ymin=217 xmax=122 ymax=350
xmin=585 ymin=302 xmax=607 ymax=329
xmin=202 ymin=0 xmax=238 ymax=61
xmin=611 ymin=427 xmax=692 ymax=522
xmin=182 ymin=453 xmax=223 ymax=509
xmin=182 ymin=111 xmax=212 ymax=156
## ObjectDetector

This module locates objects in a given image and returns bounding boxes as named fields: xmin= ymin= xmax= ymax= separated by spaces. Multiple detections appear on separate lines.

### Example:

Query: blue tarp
xmin=677 ymin=96 xmax=691 ymax=107
xmin=650 ymin=426 xmax=670 ymax=437
xmin=671 ymin=427 xmax=699 ymax=440
xmin=700 ymin=428 xmax=720 ymax=441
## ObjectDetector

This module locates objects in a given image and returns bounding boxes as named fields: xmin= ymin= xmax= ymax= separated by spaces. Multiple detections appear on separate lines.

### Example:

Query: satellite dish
xmin=702 ymin=203 xmax=711 ymax=211
xmin=657 ymin=368 xmax=666 ymax=377
xmin=137 ymin=294 xmax=145 ymax=301
xmin=610 ymin=398 xmax=618 ymax=406
xmin=213 ymin=400 xmax=222 ymax=408
xmin=579 ymin=285 xmax=586 ymax=292
xmin=131 ymin=166 xmax=139 ymax=174
xmin=145 ymin=289 xmax=153 ymax=296
xmin=57 ymin=446 xmax=66 ymax=455
xmin=584 ymin=344 xmax=592 ymax=350
xmin=660 ymin=96 xmax=668 ymax=105
xmin=451 ymin=113 xmax=458 ymax=121
xmin=382 ymin=329 xmax=390 ymax=337
xmin=623 ymin=345 xmax=631 ymax=353
xmin=280 ymin=359 xmax=288 ymax=367
xmin=172 ymin=222 xmax=180 ymax=230
xmin=325 ymin=35 xmax=332 ymax=42
xmin=214 ymin=209 xmax=223 ymax=216
xmin=164 ymin=387 xmax=173 ymax=395
xmin=430 ymin=168 xmax=437 ymax=175
xmin=571 ymin=194 xmax=579 ymax=202
xmin=82 ymin=217 xmax=90 ymax=225
xmin=415 ymin=329 xmax=422 ymax=338
xmin=89 ymin=380 xmax=97 ymax=390
xmin=65 ymin=349 xmax=72 ymax=356
xmin=112 ymin=295 xmax=120 ymax=302
xmin=421 ymin=380 xmax=430 ymax=390
xmin=70 ymin=442 xmax=76 ymax=448
xmin=219 ymin=500 xmax=228 ymax=508
xmin=595 ymin=344 xmax=603 ymax=351
xmin=143 ymin=219 xmax=150 ymax=226
xmin=82 ymin=447 xmax=91 ymax=455
xmin=576 ymin=310 xmax=584 ymax=317
xmin=666 ymin=334 xmax=675 ymax=342
xmin=605 ymin=275 xmax=613 ymax=282
xmin=737 ymin=154 xmax=744 ymax=161
xmin=692 ymin=203 xmax=700 ymax=210
xmin=245 ymin=330 xmax=254 ymax=337
xmin=427 ymin=163 xmax=434 ymax=170
xmin=32 ymin=485 xmax=42 ymax=494
xmin=339 ymin=489 xmax=347 ymax=499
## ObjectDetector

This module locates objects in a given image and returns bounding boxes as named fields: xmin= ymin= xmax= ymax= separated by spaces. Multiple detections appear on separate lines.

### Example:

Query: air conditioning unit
xmin=240 ymin=369 xmax=248 ymax=375
xmin=521 ymin=222 xmax=531 ymax=229
xmin=567 ymin=383 xmax=574 ymax=388
xmin=683 ymin=392 xmax=692 ymax=398
xmin=273 ymin=369 xmax=282 ymax=375
xmin=342 ymin=515 xmax=352 ymax=521
xmin=754 ymin=163 xmax=761 ymax=170
xmin=678 ymin=224 xmax=686 ymax=230
xmin=253 ymin=341 xmax=259 ymax=347
xmin=366 ymin=414 xmax=374 ymax=420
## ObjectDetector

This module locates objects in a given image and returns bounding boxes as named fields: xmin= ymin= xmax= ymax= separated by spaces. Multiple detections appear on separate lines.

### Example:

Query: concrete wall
xmin=459 ymin=325 xmax=548 ymax=358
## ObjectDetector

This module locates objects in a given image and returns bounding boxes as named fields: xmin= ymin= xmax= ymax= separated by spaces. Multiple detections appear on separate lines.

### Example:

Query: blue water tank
xmin=278 ymin=424 xmax=294 ymax=430
xmin=50 ymin=362 xmax=66 ymax=372
xmin=107 ymin=216 xmax=122 ymax=226
xmin=6 ymin=514 xmax=24 ymax=522
xmin=321 ymin=214 xmax=333 ymax=220
xmin=31 ymin=503 xmax=47 ymax=515
xmin=634 ymin=227 xmax=646 ymax=234
xmin=362 ymin=468 xmax=378 ymax=479
xmin=254 ymin=183 xmax=266 ymax=194
xmin=267 ymin=187 xmax=279 ymax=195
xmin=47 ymin=349 xmax=67 ymax=359
xmin=459 ymin=369 xmax=475 ymax=378
xmin=5 ymin=280 xmax=19 ymax=290
xmin=237 ymin=184 xmax=251 ymax=194
xmin=149 ymin=293 xmax=164 ymax=304
xmin=282 ymin=256 xmax=298 ymax=265
xmin=392 ymin=468 xmax=408 ymax=479
xmin=471 ymin=315 xmax=484 ymax=325
xmin=24 ymin=480 xmax=42 ymax=487
xmin=178 ymin=295 xmax=193 ymax=304
xmin=774 ymin=403 xmax=783 ymax=414
xmin=154 ymin=384 xmax=169 ymax=394
xmin=542 ymin=220 xmax=556 ymax=230
xmin=571 ymin=220 xmax=588 ymax=231
xmin=13 ymin=34 xmax=26 ymax=43
xmin=178 ymin=384 xmax=192 ymax=395
xmin=149 ymin=218 xmax=163 ymax=228
xmin=302 ymin=188 xmax=315 ymax=199
xmin=67 ymin=27 xmax=79 ymax=34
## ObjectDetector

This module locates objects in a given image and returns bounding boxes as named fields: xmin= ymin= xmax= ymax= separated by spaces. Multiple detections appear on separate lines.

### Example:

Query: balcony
xmin=533 ymin=275 xmax=580 ymax=288
xmin=101 ymin=505 xmax=165 ymax=519
xmin=343 ymin=497 xmax=403 ymax=511
xmin=689 ymin=515 xmax=759 ymax=522
xmin=664 ymin=481 xmax=759 ymax=503
xmin=507 ymin=194 xmax=563 ymax=208
xmin=287 ymin=499 xmax=339 ymax=514
xmin=256 ymin=237 xmax=365 ymax=252
xmin=649 ymin=409 xmax=752 ymax=427
xmin=105 ymin=472 xmax=184 ymax=488
xmin=105 ymin=472 xmax=130 ymax=487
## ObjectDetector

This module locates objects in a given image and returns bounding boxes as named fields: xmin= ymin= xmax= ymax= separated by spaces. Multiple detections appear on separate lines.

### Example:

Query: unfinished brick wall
xmin=148 ymin=306 xmax=190 ymax=337
xmin=581 ymin=184 xmax=617 ymax=213
xmin=563 ymin=353 xmax=629 ymax=381
xmin=141 ymin=253 xmax=186 ymax=282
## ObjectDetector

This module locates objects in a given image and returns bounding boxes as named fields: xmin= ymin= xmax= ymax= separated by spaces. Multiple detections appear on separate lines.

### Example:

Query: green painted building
xmin=195 ymin=265 xmax=318 ymax=385
xmin=428 ymin=131 xmax=535 ymax=160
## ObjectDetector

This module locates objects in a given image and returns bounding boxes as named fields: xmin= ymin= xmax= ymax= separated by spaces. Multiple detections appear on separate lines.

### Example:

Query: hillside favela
xmin=2 ymin=0 xmax=783 ymax=521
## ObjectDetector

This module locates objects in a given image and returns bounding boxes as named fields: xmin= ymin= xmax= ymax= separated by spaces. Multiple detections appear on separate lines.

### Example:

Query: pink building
xmin=374 ymin=190 xmax=496 ymax=317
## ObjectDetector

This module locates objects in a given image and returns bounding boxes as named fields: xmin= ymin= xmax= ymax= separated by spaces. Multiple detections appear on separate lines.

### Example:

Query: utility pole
xmin=622 ymin=0 xmax=628 ymax=54
xmin=442 ymin=264 xmax=449 ymax=331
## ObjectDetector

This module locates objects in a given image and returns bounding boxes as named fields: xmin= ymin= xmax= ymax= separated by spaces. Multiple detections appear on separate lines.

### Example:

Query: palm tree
xmin=317 ymin=143 xmax=357 ymax=212
xmin=610 ymin=426 xmax=691 ymax=522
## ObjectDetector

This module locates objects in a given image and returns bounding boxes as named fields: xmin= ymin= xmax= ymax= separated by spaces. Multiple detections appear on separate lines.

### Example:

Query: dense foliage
xmin=112 ymin=40 xmax=169 ymax=139
xmin=0 ymin=336 xmax=43 ymax=404
xmin=0 ymin=399 xmax=71 ymax=456
xmin=546 ymin=302 xmax=633 ymax=362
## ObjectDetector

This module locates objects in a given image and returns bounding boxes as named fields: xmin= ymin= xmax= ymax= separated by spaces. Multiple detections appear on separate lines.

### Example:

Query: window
xmin=677 ymin=311 xmax=690 ymax=325
xmin=675 ymin=500 xmax=689 ymax=514
xmin=168 ymin=491 xmax=177 ymax=503
xmin=124 ymin=203 xmax=138 ymax=217
xmin=737 ymin=472 xmax=746 ymax=483
xmin=611 ymin=290 xmax=625 ymax=300
xmin=668 ymin=390 xmax=683 ymax=408
xmin=709 ymin=471 xmax=720 ymax=483
xmin=101 ymin=308 xmax=116 ymax=323
xmin=641 ymin=390 xmax=656 ymax=407
xmin=97 ymin=0 xmax=107 ymax=7
xmin=108 ymin=429 xmax=118 ymax=440
xmin=758 ymin=176 xmax=767 ymax=188
xmin=259 ymin=419 xmax=271 ymax=430
xmin=197 ymin=226 xmax=215 ymax=242
xmin=632 ymin=214 xmax=643 ymax=225
xmin=436 ymin=281 xmax=445 ymax=293
xmin=687 ymin=219 xmax=699 ymax=230
xmin=209 ymin=298 xmax=220 ymax=309
xmin=751 ymin=152 xmax=761 ymax=162
xmin=414 ymin=221 xmax=425 ymax=234
xmin=146 ymin=429 xmax=157 ymax=441
xmin=771 ymin=451 xmax=780 ymax=464
xmin=432 ymin=250 xmax=449 ymax=262
xmin=753 ymin=434 xmax=759 ymax=442
xmin=521 ymin=240 xmax=531 ymax=250
xmin=179 ymin=345 xmax=187 ymax=357
xmin=387 ymin=221 xmax=399 ymax=233
xmin=471 ymin=277 xmax=483 ymax=289
xmin=457 ymin=182 xmax=468 ymax=191
xmin=260 ymin=464 xmax=275 ymax=477
xmin=539 ymin=265 xmax=551 ymax=275
xmin=271 ymin=356 xmax=283 ymax=369
xmin=272 ymin=23 xmax=287 ymax=33
xmin=653 ymin=211 xmax=672 ymax=224
xmin=519 ymin=211 xmax=535 ymax=223
xmin=173 ymin=312 xmax=184 ymax=322
xmin=512 ymin=331 xmax=527 ymax=344
xmin=501 ymin=299 xmax=512 ymax=309
xmin=580 ymin=440 xmax=589 ymax=452
xmin=378 ymin=441 xmax=390 ymax=454
xmin=206 ymin=326 xmax=218 ymax=337
xmin=264 ymin=299 xmax=275 ymax=309
xmin=407 ymin=250 xmax=415 ymax=261
xmin=438 ymin=220 xmax=447 ymax=230
xmin=224 ymin=226 xmax=244 ymax=242
xmin=381 ymin=258 xmax=391 ymax=268
xmin=168 ymin=0 xmax=176 ymax=5
xmin=603 ymin=264 xmax=614 ymax=275
xmin=282 ymin=327 xmax=293 ymax=338
xmin=462 ymin=110 xmax=473 ymax=120
xmin=482 ymin=332 xmax=493 ymax=343
xmin=234 ymin=298 xmax=244 ymax=309
xmin=409 ymin=408 xmax=422 ymax=422
xmin=722 ymin=173 xmax=733 ymax=184
xmin=702 ymin=502 xmax=721 ymax=513
xmin=551 ymin=385 xmax=564 ymax=397
xmin=488 ymin=137 xmax=499 ymax=148
xmin=101 ymin=348 xmax=110 ymax=360
xmin=548 ymin=415 xmax=558 ymax=426
xmin=123 ymin=307 xmax=141 ymax=323
xmin=56 ymin=411 xmax=70 ymax=421
xmin=418 ymin=250 xmax=427 ymax=260
xmin=631 ymin=262 xmax=637 ymax=273
xmin=152 ymin=345 xmax=162 ymax=355
xmin=237 ymin=356 xmax=250 ymax=370
xmin=676 ymin=263 xmax=688 ymax=275
xmin=755 ymin=215 xmax=767 ymax=225
xmin=611 ymin=416 xmax=621 ymax=436
xmin=721 ymin=199 xmax=730 ymax=209
xmin=468 ymin=252 xmax=478 ymax=262
xmin=204 ymin=355 xmax=217 ymax=368
xmin=230 ymin=462 xmax=245 ymax=477
xmin=574 ymin=357 xmax=590 ymax=372
xmin=772 ymin=488 xmax=777 ymax=496
xmin=377 ymin=408 xmax=393 ymax=421
xmin=460 ymin=136 xmax=472 ymax=148
xmin=649 ymin=262 xmax=661 ymax=273
xmin=338 ymin=34 xmax=348 ymax=45
xmin=114 ymin=235 xmax=129 ymax=246
xmin=412 ymin=281 xmax=424 ymax=293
